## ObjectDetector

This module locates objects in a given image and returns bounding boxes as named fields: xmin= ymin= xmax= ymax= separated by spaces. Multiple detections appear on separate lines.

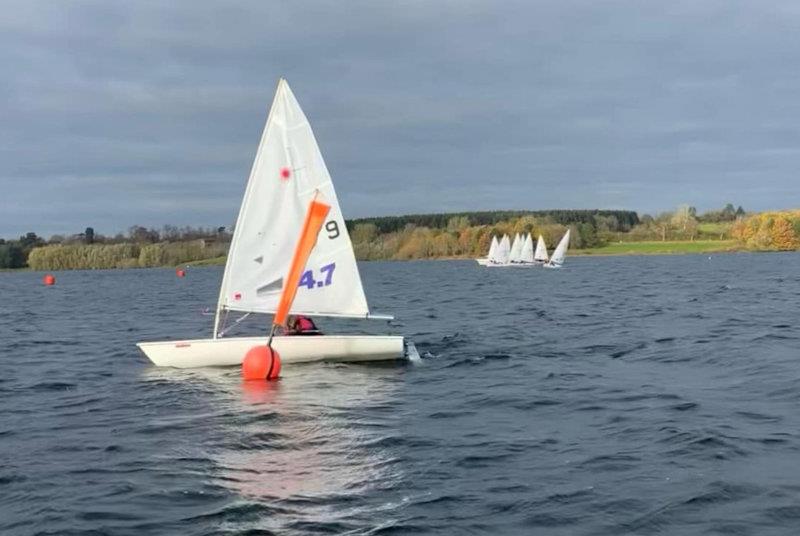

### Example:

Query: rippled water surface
xmin=3 ymin=254 xmax=800 ymax=535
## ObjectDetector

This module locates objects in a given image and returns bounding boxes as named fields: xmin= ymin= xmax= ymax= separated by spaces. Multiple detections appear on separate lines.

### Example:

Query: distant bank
xmin=162 ymin=240 xmax=748 ymax=265
xmin=3 ymin=206 xmax=799 ymax=271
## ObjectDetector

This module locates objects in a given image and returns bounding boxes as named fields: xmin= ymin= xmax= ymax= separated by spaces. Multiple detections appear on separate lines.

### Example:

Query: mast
xmin=214 ymin=79 xmax=285 ymax=339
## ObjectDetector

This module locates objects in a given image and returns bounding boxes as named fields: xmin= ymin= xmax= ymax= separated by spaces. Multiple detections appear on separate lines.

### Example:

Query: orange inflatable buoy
xmin=242 ymin=345 xmax=281 ymax=381
xmin=176 ymin=269 xmax=186 ymax=278
xmin=43 ymin=274 xmax=56 ymax=286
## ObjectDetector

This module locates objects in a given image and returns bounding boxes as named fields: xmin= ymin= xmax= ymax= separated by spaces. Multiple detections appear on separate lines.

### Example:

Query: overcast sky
xmin=3 ymin=1 xmax=800 ymax=238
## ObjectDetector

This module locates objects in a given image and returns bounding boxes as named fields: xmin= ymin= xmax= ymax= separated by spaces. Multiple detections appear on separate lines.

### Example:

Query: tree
xmin=655 ymin=213 xmax=673 ymax=241
xmin=128 ymin=225 xmax=159 ymax=244
xmin=671 ymin=205 xmax=699 ymax=240
xmin=0 ymin=244 xmax=24 ymax=268
xmin=18 ymin=232 xmax=44 ymax=252
xmin=84 ymin=227 xmax=95 ymax=244
xmin=771 ymin=217 xmax=797 ymax=250
xmin=722 ymin=203 xmax=736 ymax=220
xmin=446 ymin=216 xmax=470 ymax=232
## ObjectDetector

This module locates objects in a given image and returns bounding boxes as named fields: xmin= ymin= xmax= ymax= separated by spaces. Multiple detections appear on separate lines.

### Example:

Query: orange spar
xmin=273 ymin=198 xmax=331 ymax=327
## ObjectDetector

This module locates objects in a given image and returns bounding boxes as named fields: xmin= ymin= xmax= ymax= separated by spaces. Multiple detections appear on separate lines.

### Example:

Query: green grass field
xmin=697 ymin=222 xmax=732 ymax=238
xmin=574 ymin=240 xmax=739 ymax=256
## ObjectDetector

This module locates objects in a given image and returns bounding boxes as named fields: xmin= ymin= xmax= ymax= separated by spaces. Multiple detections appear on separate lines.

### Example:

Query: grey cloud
xmin=2 ymin=0 xmax=800 ymax=237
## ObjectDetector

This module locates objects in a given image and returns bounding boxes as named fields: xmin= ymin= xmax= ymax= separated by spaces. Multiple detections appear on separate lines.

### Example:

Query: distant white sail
xmin=520 ymin=234 xmax=534 ymax=263
xmin=548 ymin=229 xmax=570 ymax=267
xmin=491 ymin=234 xmax=511 ymax=264
xmin=534 ymin=235 xmax=549 ymax=263
xmin=216 ymin=79 xmax=369 ymax=330
xmin=509 ymin=233 xmax=523 ymax=262
xmin=487 ymin=236 xmax=498 ymax=259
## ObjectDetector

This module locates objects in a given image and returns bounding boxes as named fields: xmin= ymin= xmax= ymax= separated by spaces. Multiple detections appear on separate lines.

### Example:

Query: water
xmin=2 ymin=254 xmax=800 ymax=535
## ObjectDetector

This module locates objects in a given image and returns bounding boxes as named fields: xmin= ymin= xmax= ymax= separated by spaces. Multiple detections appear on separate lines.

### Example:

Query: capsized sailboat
xmin=544 ymin=229 xmax=570 ymax=269
xmin=137 ymin=79 xmax=404 ymax=368
xmin=533 ymin=235 xmax=549 ymax=264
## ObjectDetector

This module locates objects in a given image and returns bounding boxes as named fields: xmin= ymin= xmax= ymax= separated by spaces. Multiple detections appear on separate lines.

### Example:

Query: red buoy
xmin=176 ymin=269 xmax=186 ymax=278
xmin=43 ymin=274 xmax=55 ymax=286
xmin=242 ymin=345 xmax=281 ymax=381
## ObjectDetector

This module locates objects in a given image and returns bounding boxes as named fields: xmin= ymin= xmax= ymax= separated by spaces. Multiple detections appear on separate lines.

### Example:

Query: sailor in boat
xmin=285 ymin=315 xmax=323 ymax=336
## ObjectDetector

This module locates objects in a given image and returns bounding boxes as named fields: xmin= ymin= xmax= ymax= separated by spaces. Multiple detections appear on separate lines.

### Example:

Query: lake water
xmin=2 ymin=253 xmax=800 ymax=535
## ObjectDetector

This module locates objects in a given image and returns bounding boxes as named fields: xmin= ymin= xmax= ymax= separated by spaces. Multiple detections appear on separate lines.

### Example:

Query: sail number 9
xmin=298 ymin=263 xmax=336 ymax=290
xmin=326 ymin=221 xmax=340 ymax=239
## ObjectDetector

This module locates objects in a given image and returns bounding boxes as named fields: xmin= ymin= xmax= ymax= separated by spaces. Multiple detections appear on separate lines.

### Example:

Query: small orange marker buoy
xmin=176 ymin=269 xmax=186 ymax=278
xmin=242 ymin=345 xmax=281 ymax=381
xmin=43 ymin=274 xmax=55 ymax=286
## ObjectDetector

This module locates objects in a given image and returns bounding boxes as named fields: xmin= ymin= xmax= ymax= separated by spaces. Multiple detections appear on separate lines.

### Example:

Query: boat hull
xmin=137 ymin=335 xmax=405 ymax=369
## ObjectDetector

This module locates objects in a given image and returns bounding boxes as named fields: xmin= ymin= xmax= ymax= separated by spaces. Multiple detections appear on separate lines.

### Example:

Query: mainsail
xmin=534 ymin=235 xmax=549 ymax=263
xmin=509 ymin=233 xmax=522 ymax=263
xmin=520 ymin=234 xmax=534 ymax=263
xmin=549 ymin=229 xmax=571 ymax=266
xmin=215 ymin=79 xmax=369 ymax=337
xmin=487 ymin=236 xmax=498 ymax=260
xmin=492 ymin=234 xmax=511 ymax=264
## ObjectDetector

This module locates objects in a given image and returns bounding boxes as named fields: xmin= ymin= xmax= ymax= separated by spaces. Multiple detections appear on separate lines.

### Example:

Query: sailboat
xmin=137 ymin=79 xmax=404 ymax=368
xmin=518 ymin=233 xmax=535 ymax=264
xmin=533 ymin=235 xmax=549 ymax=265
xmin=485 ymin=234 xmax=511 ymax=266
xmin=508 ymin=233 xmax=523 ymax=263
xmin=544 ymin=229 xmax=570 ymax=269
xmin=476 ymin=236 xmax=498 ymax=266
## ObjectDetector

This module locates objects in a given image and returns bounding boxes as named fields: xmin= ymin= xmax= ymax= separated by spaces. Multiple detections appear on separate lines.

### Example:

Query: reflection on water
xmin=144 ymin=363 xmax=406 ymax=532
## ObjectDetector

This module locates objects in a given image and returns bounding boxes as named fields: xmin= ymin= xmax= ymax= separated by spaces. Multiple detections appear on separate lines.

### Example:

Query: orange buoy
xmin=176 ymin=269 xmax=186 ymax=278
xmin=43 ymin=274 xmax=55 ymax=286
xmin=242 ymin=345 xmax=281 ymax=381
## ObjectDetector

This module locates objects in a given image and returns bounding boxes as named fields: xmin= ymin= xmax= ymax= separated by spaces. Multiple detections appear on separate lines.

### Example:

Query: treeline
xmin=1 ymin=203 xmax=761 ymax=269
xmin=351 ymin=216 xmax=593 ymax=260
xmin=0 ymin=225 xmax=231 ymax=269
xmin=731 ymin=210 xmax=800 ymax=250
xmin=348 ymin=204 xmax=748 ymax=260
xmin=348 ymin=209 xmax=640 ymax=234
xmin=26 ymin=241 xmax=227 ymax=270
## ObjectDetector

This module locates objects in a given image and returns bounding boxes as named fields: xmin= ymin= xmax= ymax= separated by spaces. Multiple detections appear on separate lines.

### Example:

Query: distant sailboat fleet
xmin=477 ymin=229 xmax=571 ymax=268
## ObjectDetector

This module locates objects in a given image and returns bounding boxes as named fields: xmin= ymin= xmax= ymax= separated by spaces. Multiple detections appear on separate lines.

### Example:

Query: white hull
xmin=477 ymin=258 xmax=536 ymax=267
xmin=137 ymin=335 xmax=405 ymax=369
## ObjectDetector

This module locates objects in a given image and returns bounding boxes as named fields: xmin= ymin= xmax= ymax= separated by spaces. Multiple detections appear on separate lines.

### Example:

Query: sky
xmin=3 ymin=1 xmax=800 ymax=238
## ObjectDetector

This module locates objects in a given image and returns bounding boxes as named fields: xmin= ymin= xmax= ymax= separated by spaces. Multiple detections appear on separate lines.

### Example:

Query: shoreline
xmin=6 ymin=242 xmax=799 ymax=272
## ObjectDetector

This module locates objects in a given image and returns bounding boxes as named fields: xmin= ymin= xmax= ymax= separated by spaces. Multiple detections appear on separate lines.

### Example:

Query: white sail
xmin=509 ymin=233 xmax=522 ymax=262
xmin=215 ymin=79 xmax=369 ymax=335
xmin=549 ymin=229 xmax=570 ymax=267
xmin=520 ymin=234 xmax=534 ymax=263
xmin=491 ymin=234 xmax=511 ymax=264
xmin=487 ymin=236 xmax=498 ymax=259
xmin=534 ymin=235 xmax=549 ymax=263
